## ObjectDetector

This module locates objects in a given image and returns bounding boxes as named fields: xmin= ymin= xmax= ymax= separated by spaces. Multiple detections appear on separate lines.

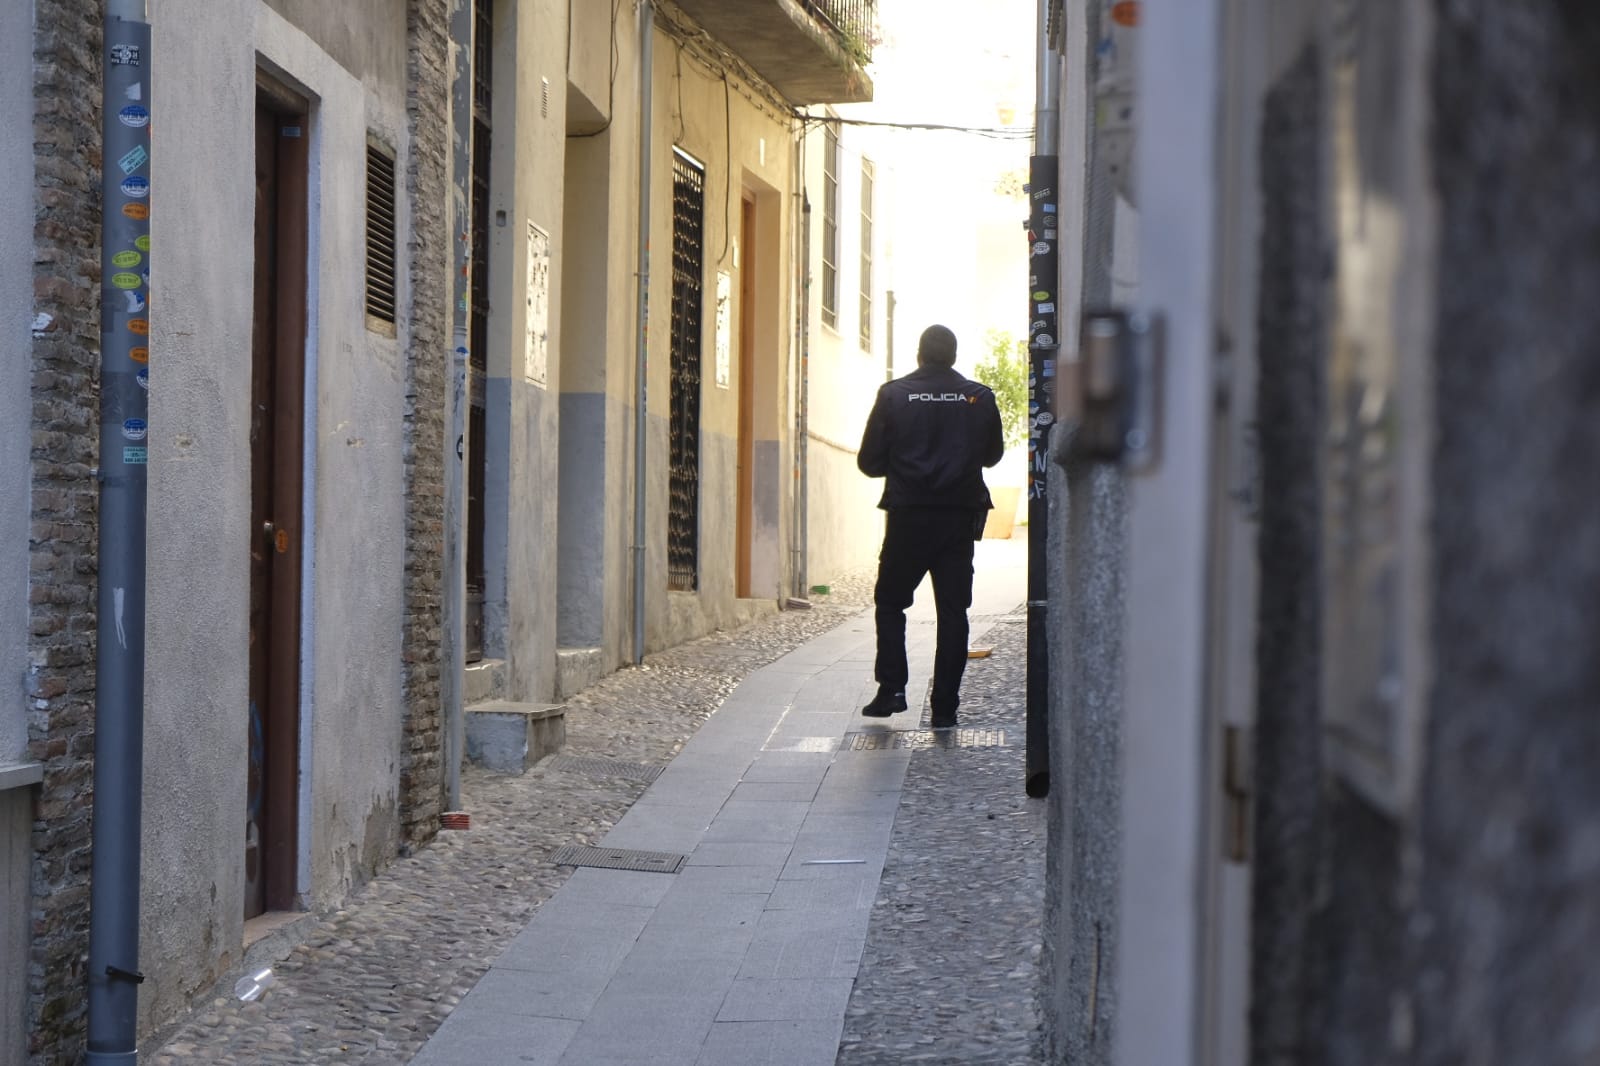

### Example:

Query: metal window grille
xmin=821 ymin=124 xmax=840 ymax=329
xmin=364 ymin=144 xmax=397 ymax=328
xmin=859 ymin=157 xmax=874 ymax=351
xmin=668 ymin=150 xmax=706 ymax=593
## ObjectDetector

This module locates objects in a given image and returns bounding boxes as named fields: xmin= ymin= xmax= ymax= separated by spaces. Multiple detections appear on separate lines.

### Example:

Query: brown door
xmin=247 ymin=89 xmax=308 ymax=919
xmin=736 ymin=196 xmax=757 ymax=598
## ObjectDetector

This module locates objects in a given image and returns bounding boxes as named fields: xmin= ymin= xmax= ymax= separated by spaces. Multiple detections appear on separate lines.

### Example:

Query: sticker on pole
xmin=111 ymin=272 xmax=142 ymax=290
xmin=119 ymin=105 xmax=150 ymax=128
xmin=120 ymin=176 xmax=150 ymax=199
xmin=118 ymin=145 xmax=148 ymax=176
xmin=121 ymin=419 xmax=148 ymax=442
xmin=122 ymin=446 xmax=147 ymax=465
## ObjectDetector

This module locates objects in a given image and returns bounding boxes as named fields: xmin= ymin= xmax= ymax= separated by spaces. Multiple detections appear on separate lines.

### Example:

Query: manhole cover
xmin=550 ymin=844 xmax=687 ymax=874
xmin=545 ymin=755 xmax=664 ymax=782
xmin=841 ymin=729 xmax=1008 ymax=751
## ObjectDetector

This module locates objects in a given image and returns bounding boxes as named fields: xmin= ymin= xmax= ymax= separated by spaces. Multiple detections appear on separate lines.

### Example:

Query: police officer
xmin=857 ymin=324 xmax=1004 ymax=728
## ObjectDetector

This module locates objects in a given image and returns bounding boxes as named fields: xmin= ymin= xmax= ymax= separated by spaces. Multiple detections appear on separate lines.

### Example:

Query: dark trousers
xmin=873 ymin=508 xmax=979 ymax=716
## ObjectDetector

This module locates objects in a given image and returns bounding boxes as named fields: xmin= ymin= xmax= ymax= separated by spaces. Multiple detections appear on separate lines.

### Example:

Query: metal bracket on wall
xmin=1071 ymin=309 xmax=1164 ymax=472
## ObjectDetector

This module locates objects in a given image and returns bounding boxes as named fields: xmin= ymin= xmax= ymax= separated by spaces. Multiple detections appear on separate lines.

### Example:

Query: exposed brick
xmin=399 ymin=0 xmax=451 ymax=847
xmin=27 ymin=3 xmax=101 ymax=1063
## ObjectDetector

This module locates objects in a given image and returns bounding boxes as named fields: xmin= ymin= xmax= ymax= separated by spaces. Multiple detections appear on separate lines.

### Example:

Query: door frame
xmin=250 ymin=73 xmax=309 ymax=917
xmin=735 ymin=193 xmax=757 ymax=599
xmin=1114 ymin=0 xmax=1235 ymax=1062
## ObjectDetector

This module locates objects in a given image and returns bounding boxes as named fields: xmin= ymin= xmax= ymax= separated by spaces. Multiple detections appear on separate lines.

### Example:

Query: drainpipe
xmin=1025 ymin=0 xmax=1060 ymax=799
xmin=631 ymin=0 xmax=655 ymax=664
xmin=791 ymin=127 xmax=811 ymax=599
xmin=442 ymin=0 xmax=471 ymax=814
xmin=88 ymin=5 xmax=151 ymax=1061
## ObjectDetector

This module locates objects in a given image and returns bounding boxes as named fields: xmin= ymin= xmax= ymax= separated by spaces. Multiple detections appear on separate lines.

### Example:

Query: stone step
xmin=556 ymin=646 xmax=606 ymax=700
xmin=465 ymin=700 xmax=565 ymax=775
xmin=464 ymin=657 xmax=507 ymax=704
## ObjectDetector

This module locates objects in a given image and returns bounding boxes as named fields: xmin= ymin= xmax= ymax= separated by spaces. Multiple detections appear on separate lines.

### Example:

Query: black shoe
xmin=862 ymin=690 xmax=908 ymax=717
xmin=930 ymin=710 xmax=959 ymax=730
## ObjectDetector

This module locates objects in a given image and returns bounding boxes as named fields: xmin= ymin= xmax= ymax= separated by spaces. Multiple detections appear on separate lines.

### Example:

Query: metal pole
xmin=442 ymin=0 xmax=472 ymax=814
xmin=88 ymin=2 xmax=151 ymax=1061
xmin=792 ymin=126 xmax=811 ymax=601
xmin=631 ymin=0 xmax=655 ymax=664
xmin=1025 ymin=0 xmax=1060 ymax=799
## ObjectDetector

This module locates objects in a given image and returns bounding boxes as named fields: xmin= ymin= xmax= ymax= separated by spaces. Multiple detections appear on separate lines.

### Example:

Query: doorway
xmin=247 ymin=85 xmax=308 ymax=919
xmin=736 ymin=194 xmax=757 ymax=598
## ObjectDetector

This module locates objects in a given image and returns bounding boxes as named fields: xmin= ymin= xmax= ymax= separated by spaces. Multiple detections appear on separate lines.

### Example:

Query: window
xmin=859 ymin=158 xmax=874 ymax=351
xmin=668 ymin=150 xmax=706 ymax=593
xmin=821 ymin=123 xmax=840 ymax=330
xmin=364 ymin=142 xmax=397 ymax=331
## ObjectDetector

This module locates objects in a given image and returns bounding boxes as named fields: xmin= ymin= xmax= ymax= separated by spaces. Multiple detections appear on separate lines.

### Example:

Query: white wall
xmin=1 ymin=3 xmax=35 ymax=1059
xmin=801 ymin=116 xmax=895 ymax=584
xmin=140 ymin=0 xmax=410 ymax=1027
xmin=0 ymin=0 xmax=34 ymax=770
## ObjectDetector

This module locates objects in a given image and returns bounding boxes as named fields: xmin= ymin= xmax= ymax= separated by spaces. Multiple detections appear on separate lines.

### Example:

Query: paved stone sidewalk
xmin=836 ymin=616 xmax=1046 ymax=1065
xmin=145 ymin=593 xmax=870 ymax=1066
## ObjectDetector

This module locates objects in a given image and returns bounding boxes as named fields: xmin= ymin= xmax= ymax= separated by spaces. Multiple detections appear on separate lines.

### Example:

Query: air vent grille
xmin=365 ymin=143 xmax=397 ymax=328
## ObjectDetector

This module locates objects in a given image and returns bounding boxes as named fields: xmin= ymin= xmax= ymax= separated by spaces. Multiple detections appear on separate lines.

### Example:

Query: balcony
xmin=669 ymin=0 xmax=875 ymax=105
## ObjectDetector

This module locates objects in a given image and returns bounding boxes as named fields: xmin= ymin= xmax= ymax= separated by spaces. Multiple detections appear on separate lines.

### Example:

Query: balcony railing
xmin=670 ymin=0 xmax=876 ymax=104
xmin=801 ymin=0 xmax=878 ymax=66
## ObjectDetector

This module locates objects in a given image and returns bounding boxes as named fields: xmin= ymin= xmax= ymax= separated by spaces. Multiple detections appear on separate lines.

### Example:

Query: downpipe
xmin=631 ymin=0 xmax=654 ymax=663
xmin=88 ymin=3 xmax=152 ymax=1061
xmin=442 ymin=0 xmax=472 ymax=814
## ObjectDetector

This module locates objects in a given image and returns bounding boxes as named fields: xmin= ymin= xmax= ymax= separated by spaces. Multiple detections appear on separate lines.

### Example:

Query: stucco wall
xmin=798 ymin=114 xmax=892 ymax=589
xmin=139 ymin=0 xmax=411 ymax=1028
xmin=1 ymin=31 xmax=27 ymax=984
xmin=804 ymin=436 xmax=881 ymax=586
xmin=1248 ymin=34 xmax=1328 ymax=1066
xmin=259 ymin=0 xmax=407 ymax=91
xmin=1042 ymin=2 xmax=1129 ymax=1062
xmin=1413 ymin=3 xmax=1600 ymax=1061
xmin=0 ymin=0 xmax=29 ymax=772
xmin=476 ymin=0 xmax=569 ymax=701
xmin=639 ymin=14 xmax=798 ymax=650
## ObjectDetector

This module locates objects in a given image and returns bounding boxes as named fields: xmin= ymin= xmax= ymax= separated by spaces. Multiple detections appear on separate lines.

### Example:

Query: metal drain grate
xmin=545 ymin=755 xmax=665 ymax=783
xmin=842 ymin=729 xmax=1009 ymax=751
xmin=550 ymin=844 xmax=687 ymax=874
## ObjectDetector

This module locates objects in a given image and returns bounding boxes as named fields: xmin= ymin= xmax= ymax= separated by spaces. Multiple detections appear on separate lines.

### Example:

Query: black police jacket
xmin=857 ymin=365 xmax=1005 ymax=511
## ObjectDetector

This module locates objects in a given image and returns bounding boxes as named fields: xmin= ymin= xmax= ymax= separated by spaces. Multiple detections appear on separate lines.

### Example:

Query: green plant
xmin=974 ymin=330 xmax=1029 ymax=449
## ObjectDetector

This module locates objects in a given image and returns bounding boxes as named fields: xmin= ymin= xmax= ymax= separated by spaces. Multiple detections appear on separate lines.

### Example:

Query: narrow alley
xmin=8 ymin=0 xmax=1600 ymax=1063
xmin=144 ymin=538 xmax=1038 ymax=1065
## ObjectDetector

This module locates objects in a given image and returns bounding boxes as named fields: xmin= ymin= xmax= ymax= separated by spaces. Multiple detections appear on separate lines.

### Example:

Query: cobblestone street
xmin=145 ymin=540 xmax=1044 ymax=1065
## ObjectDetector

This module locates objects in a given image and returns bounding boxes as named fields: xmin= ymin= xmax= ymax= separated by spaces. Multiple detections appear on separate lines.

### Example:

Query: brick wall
xmin=28 ymin=1 xmax=102 ymax=1062
xmin=400 ymin=0 xmax=450 ymax=846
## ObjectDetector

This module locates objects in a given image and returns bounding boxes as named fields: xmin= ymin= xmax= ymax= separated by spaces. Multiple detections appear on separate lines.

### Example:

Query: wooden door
xmin=247 ymin=89 xmax=308 ymax=918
